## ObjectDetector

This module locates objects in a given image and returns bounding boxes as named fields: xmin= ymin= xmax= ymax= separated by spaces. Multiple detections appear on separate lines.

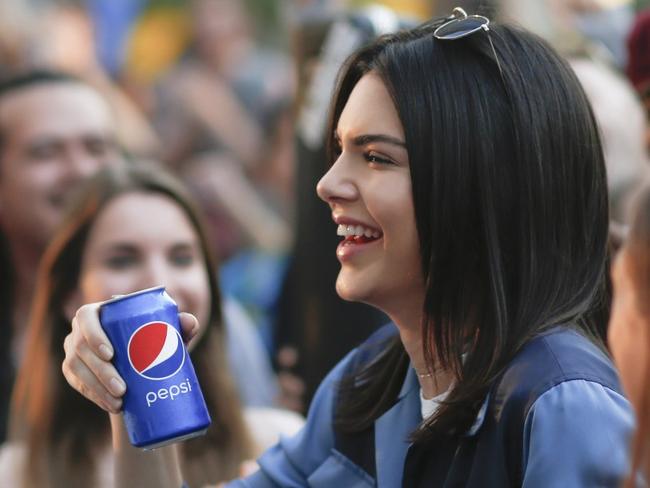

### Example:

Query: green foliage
xmin=242 ymin=0 xmax=285 ymax=44
xmin=636 ymin=0 xmax=650 ymax=11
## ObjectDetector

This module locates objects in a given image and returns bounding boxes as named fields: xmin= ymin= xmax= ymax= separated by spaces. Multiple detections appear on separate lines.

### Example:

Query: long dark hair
xmin=332 ymin=18 xmax=610 ymax=441
xmin=11 ymin=162 xmax=254 ymax=487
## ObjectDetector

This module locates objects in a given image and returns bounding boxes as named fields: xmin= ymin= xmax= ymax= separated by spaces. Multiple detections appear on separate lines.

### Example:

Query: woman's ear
xmin=63 ymin=289 xmax=83 ymax=323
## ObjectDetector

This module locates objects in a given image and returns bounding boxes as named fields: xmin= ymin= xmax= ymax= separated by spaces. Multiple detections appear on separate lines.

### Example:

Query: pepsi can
xmin=99 ymin=286 xmax=211 ymax=449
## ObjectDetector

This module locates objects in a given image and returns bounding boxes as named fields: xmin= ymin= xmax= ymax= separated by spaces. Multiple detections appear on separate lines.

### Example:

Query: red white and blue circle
xmin=127 ymin=321 xmax=185 ymax=380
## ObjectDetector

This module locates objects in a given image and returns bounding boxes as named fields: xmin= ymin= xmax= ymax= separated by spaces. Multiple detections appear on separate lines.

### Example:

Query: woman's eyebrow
xmin=102 ymin=243 xmax=137 ymax=251
xmin=352 ymin=133 xmax=407 ymax=148
xmin=170 ymin=242 xmax=198 ymax=251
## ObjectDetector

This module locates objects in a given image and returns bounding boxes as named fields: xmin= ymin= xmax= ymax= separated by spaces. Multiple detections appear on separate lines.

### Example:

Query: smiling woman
xmin=72 ymin=191 xmax=212 ymax=332
xmin=60 ymin=9 xmax=635 ymax=488
xmin=318 ymin=74 xmax=422 ymax=317
xmin=4 ymin=162 xmax=302 ymax=488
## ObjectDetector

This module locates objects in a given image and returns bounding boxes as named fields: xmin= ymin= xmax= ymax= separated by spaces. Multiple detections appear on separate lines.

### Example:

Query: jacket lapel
xmin=375 ymin=368 xmax=421 ymax=487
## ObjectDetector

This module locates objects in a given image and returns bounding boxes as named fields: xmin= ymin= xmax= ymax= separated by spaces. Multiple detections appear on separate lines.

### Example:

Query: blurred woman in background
xmin=1 ymin=162 xmax=302 ymax=488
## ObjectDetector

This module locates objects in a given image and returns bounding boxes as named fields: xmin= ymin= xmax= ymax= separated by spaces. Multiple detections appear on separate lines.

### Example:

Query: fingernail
xmin=110 ymin=377 xmax=126 ymax=395
xmin=99 ymin=344 xmax=113 ymax=360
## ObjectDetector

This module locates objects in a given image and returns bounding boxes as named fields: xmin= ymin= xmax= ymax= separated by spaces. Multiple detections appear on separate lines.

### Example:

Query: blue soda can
xmin=99 ymin=286 xmax=211 ymax=449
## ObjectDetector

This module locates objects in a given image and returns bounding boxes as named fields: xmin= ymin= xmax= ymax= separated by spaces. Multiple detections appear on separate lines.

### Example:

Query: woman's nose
xmin=316 ymin=156 xmax=358 ymax=204
xmin=142 ymin=258 xmax=172 ymax=290
xmin=142 ymin=262 xmax=185 ymax=310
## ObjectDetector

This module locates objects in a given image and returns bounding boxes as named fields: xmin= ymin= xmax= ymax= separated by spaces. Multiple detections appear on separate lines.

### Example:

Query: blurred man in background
xmin=0 ymin=70 xmax=122 ymax=442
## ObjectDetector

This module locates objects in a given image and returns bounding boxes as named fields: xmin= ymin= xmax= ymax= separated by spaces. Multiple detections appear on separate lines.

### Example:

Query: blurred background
xmin=0 ymin=0 xmax=648 ymax=414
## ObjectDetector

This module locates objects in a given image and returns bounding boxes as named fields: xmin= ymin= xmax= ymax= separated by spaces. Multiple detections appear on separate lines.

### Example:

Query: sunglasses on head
xmin=433 ymin=7 xmax=504 ymax=79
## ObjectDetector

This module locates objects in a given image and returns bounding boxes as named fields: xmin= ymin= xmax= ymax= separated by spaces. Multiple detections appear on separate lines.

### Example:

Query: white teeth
xmin=336 ymin=223 xmax=382 ymax=238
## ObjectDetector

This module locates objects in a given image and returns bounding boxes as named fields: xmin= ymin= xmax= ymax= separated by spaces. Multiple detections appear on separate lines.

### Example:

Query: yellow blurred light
xmin=350 ymin=0 xmax=432 ymax=19
xmin=125 ymin=6 xmax=191 ymax=84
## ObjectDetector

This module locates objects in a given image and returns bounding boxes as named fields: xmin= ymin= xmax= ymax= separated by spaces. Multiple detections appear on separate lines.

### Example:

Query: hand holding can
xmin=98 ymin=286 xmax=211 ymax=449
xmin=63 ymin=286 xmax=210 ymax=450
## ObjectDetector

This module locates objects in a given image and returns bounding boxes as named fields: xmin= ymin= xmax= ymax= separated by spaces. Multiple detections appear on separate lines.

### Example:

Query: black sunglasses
xmin=433 ymin=7 xmax=504 ymax=78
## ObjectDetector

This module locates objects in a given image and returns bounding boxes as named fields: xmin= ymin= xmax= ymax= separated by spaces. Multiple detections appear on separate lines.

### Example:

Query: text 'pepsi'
xmin=145 ymin=378 xmax=192 ymax=407
xmin=99 ymin=286 xmax=211 ymax=449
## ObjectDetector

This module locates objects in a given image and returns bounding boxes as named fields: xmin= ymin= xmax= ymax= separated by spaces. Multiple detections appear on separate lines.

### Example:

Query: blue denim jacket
xmin=227 ymin=325 xmax=634 ymax=487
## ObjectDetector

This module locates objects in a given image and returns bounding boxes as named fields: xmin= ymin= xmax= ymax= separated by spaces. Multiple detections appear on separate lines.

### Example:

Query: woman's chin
xmin=335 ymin=278 xmax=368 ymax=304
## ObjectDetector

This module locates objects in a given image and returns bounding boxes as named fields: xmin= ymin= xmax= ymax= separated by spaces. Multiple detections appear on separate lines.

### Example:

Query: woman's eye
xmin=104 ymin=255 xmax=137 ymax=269
xmin=28 ymin=143 xmax=59 ymax=161
xmin=170 ymin=252 xmax=194 ymax=267
xmin=364 ymin=152 xmax=394 ymax=165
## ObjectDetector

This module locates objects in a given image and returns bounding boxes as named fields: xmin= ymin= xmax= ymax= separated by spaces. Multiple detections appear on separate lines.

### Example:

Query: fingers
xmin=62 ymin=302 xmax=126 ymax=413
xmin=179 ymin=312 xmax=199 ymax=344
xmin=75 ymin=303 xmax=114 ymax=360
xmin=63 ymin=332 xmax=123 ymax=413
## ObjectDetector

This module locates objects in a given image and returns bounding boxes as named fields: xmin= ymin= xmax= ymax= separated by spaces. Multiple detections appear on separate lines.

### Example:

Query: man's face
xmin=0 ymin=82 xmax=119 ymax=249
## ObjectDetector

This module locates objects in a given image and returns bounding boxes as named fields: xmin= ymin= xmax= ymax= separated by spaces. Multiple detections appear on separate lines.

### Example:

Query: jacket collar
xmin=375 ymin=367 xmax=421 ymax=486
xmin=372 ymin=367 xmax=490 ymax=485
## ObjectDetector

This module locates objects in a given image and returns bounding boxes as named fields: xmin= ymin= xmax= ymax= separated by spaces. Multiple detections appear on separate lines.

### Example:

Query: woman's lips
xmin=333 ymin=219 xmax=383 ymax=261
xmin=336 ymin=234 xmax=383 ymax=261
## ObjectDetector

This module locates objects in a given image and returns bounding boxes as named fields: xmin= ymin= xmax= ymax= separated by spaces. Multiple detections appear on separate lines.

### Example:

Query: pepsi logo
xmin=127 ymin=321 xmax=185 ymax=380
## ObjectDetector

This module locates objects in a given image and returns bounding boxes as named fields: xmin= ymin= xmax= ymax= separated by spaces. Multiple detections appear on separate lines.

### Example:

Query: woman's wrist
xmin=109 ymin=413 xmax=183 ymax=488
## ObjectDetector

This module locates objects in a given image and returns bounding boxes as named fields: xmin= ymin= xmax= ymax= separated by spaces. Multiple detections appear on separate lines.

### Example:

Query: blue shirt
xmin=227 ymin=326 xmax=635 ymax=487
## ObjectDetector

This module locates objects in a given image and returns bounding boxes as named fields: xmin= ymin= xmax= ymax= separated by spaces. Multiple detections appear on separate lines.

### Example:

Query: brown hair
xmin=625 ymin=182 xmax=650 ymax=487
xmin=11 ymin=162 xmax=254 ymax=487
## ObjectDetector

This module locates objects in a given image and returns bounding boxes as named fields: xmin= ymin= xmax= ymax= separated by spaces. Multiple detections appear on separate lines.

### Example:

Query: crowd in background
xmin=0 ymin=0 xmax=648 ymax=486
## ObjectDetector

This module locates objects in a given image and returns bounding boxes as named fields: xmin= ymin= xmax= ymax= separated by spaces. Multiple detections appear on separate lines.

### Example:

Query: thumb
xmin=178 ymin=312 xmax=199 ymax=344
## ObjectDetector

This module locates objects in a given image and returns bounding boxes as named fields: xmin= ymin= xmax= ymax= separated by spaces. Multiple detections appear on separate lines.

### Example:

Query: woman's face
xmin=316 ymin=73 xmax=424 ymax=319
xmin=72 ymin=192 xmax=211 ymax=330
xmin=609 ymin=248 xmax=649 ymax=412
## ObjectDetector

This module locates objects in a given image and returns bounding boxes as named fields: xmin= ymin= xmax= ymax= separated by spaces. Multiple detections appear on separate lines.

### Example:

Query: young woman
xmin=61 ymin=10 xmax=634 ymax=487
xmin=609 ymin=181 xmax=650 ymax=486
xmin=1 ymin=163 xmax=302 ymax=487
